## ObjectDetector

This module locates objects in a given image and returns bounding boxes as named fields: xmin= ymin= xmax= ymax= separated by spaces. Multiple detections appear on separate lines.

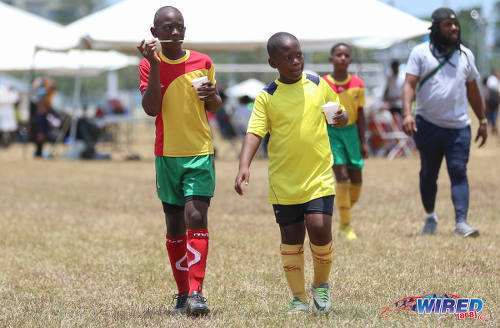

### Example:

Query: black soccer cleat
xmin=186 ymin=291 xmax=210 ymax=316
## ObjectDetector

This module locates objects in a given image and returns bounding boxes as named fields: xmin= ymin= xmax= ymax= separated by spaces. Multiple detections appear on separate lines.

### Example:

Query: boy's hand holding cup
xmin=191 ymin=76 xmax=210 ymax=100
xmin=322 ymin=101 xmax=347 ymax=127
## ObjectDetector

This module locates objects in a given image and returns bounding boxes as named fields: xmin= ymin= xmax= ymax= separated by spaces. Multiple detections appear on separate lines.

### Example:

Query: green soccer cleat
xmin=311 ymin=283 xmax=331 ymax=314
xmin=339 ymin=224 xmax=357 ymax=240
xmin=285 ymin=297 xmax=309 ymax=314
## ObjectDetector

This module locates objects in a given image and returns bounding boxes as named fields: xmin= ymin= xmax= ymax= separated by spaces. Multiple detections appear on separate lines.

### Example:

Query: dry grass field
xmin=0 ymin=122 xmax=499 ymax=327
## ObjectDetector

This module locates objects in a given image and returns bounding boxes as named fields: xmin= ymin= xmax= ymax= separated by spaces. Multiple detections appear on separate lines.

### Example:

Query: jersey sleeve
xmin=359 ymin=80 xmax=365 ymax=109
xmin=406 ymin=47 xmax=421 ymax=77
xmin=207 ymin=59 xmax=217 ymax=85
xmin=138 ymin=58 xmax=150 ymax=93
xmin=246 ymin=92 xmax=269 ymax=138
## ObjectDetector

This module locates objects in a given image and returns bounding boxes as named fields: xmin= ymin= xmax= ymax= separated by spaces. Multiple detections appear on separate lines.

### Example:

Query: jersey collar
xmin=159 ymin=50 xmax=190 ymax=64
xmin=326 ymin=73 xmax=351 ymax=86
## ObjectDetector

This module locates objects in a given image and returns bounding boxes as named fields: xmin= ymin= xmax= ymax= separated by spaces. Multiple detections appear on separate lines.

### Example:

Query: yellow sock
xmin=310 ymin=241 xmax=333 ymax=288
xmin=350 ymin=183 xmax=362 ymax=207
xmin=336 ymin=181 xmax=351 ymax=227
xmin=280 ymin=243 xmax=306 ymax=302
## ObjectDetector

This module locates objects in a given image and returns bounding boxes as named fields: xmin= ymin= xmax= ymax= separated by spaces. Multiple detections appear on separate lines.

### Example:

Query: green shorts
xmin=327 ymin=124 xmax=364 ymax=170
xmin=155 ymin=155 xmax=215 ymax=207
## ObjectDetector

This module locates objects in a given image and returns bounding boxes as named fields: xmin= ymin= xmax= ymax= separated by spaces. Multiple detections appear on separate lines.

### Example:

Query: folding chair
xmin=371 ymin=111 xmax=415 ymax=160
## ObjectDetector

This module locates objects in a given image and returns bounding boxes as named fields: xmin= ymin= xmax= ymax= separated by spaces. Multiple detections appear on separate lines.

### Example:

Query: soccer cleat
xmin=186 ymin=291 xmax=210 ymax=316
xmin=311 ymin=283 xmax=331 ymax=314
xmin=170 ymin=292 xmax=188 ymax=314
xmin=339 ymin=225 xmax=357 ymax=240
xmin=422 ymin=217 xmax=437 ymax=235
xmin=454 ymin=222 xmax=479 ymax=238
xmin=285 ymin=297 xmax=309 ymax=314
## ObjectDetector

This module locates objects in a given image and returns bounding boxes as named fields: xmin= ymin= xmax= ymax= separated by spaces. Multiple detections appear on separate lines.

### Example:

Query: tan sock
xmin=350 ymin=183 xmax=362 ymax=207
xmin=280 ymin=243 xmax=306 ymax=302
xmin=336 ymin=181 xmax=351 ymax=227
xmin=310 ymin=241 xmax=333 ymax=287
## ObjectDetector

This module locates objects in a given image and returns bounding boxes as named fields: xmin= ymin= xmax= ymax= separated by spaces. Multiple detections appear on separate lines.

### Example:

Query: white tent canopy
xmin=5 ymin=49 xmax=139 ymax=76
xmin=226 ymin=79 xmax=266 ymax=99
xmin=0 ymin=2 xmax=138 ymax=74
xmin=37 ymin=0 xmax=430 ymax=52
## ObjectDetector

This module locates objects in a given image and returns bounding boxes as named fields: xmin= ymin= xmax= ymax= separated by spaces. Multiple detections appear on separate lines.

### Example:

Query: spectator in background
xmin=215 ymin=90 xmax=236 ymax=139
xmin=29 ymin=77 xmax=66 ymax=158
xmin=0 ymin=85 xmax=19 ymax=147
xmin=485 ymin=71 xmax=499 ymax=136
xmin=231 ymin=95 xmax=253 ymax=137
xmin=383 ymin=60 xmax=404 ymax=128
xmin=214 ymin=90 xmax=239 ymax=158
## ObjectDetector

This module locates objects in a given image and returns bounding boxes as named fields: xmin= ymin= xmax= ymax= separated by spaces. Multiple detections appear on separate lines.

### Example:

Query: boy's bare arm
xmin=235 ymin=133 xmax=262 ymax=195
xmin=137 ymin=40 xmax=162 ymax=116
xmin=357 ymin=107 xmax=368 ymax=158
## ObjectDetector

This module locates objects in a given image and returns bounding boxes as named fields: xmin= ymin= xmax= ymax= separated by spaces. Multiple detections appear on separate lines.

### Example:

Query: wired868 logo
xmin=379 ymin=293 xmax=486 ymax=322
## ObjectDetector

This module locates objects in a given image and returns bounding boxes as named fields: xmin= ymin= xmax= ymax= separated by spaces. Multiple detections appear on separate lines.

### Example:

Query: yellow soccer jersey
xmin=323 ymin=74 xmax=365 ymax=126
xmin=247 ymin=73 xmax=343 ymax=205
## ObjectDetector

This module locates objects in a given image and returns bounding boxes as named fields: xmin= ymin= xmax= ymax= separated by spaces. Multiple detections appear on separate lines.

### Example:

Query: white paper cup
xmin=321 ymin=101 xmax=340 ymax=124
xmin=191 ymin=76 xmax=209 ymax=90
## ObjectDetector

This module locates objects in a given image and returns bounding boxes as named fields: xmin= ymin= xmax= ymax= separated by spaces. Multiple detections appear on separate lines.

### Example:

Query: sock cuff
xmin=188 ymin=229 xmax=209 ymax=239
xmin=309 ymin=241 xmax=333 ymax=256
xmin=280 ymin=243 xmax=304 ymax=255
xmin=166 ymin=234 xmax=187 ymax=246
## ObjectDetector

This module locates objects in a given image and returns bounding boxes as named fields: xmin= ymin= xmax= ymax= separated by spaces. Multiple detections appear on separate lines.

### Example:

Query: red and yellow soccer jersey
xmin=322 ymin=74 xmax=364 ymax=126
xmin=139 ymin=50 xmax=216 ymax=157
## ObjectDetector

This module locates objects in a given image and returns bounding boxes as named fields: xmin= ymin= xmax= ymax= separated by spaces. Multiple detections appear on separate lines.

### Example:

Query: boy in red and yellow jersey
xmin=137 ymin=6 xmax=221 ymax=316
xmin=322 ymin=43 xmax=368 ymax=240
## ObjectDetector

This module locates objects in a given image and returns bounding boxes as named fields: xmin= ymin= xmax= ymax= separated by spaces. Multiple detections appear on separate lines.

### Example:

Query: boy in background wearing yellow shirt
xmin=234 ymin=32 xmax=348 ymax=314
xmin=322 ymin=43 xmax=368 ymax=240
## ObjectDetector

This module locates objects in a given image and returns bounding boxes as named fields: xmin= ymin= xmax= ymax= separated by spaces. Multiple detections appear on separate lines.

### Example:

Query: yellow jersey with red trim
xmin=139 ymin=50 xmax=216 ymax=157
xmin=322 ymin=74 xmax=365 ymax=126
xmin=247 ymin=73 xmax=343 ymax=205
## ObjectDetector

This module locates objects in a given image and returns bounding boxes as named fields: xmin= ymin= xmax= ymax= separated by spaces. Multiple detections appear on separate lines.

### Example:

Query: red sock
xmin=187 ymin=229 xmax=209 ymax=295
xmin=165 ymin=234 xmax=189 ymax=294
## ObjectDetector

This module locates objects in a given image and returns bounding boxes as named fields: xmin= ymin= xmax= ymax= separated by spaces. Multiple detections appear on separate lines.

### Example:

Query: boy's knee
xmin=186 ymin=209 xmax=206 ymax=228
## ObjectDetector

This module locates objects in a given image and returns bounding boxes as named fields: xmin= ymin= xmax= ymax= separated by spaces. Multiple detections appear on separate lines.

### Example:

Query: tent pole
xmin=69 ymin=46 xmax=84 ymax=145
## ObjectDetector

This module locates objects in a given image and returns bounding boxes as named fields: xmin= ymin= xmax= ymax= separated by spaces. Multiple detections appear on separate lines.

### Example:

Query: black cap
xmin=431 ymin=7 xmax=458 ymax=23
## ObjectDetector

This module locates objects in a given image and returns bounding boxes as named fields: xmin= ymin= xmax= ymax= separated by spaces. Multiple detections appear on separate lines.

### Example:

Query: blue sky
xmin=383 ymin=0 xmax=493 ymax=18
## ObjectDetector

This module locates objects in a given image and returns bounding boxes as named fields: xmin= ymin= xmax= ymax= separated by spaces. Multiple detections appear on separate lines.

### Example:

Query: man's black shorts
xmin=272 ymin=195 xmax=334 ymax=227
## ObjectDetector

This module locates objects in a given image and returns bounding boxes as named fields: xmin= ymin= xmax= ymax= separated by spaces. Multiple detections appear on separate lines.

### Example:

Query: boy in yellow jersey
xmin=234 ymin=32 xmax=348 ymax=314
xmin=322 ymin=43 xmax=368 ymax=240
xmin=137 ymin=6 xmax=221 ymax=316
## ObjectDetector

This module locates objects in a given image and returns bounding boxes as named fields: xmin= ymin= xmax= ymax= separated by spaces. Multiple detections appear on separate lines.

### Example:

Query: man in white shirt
xmin=402 ymin=7 xmax=487 ymax=237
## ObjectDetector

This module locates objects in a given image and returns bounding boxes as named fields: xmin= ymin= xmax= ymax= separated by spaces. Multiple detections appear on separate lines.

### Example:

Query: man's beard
xmin=437 ymin=30 xmax=458 ymax=47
